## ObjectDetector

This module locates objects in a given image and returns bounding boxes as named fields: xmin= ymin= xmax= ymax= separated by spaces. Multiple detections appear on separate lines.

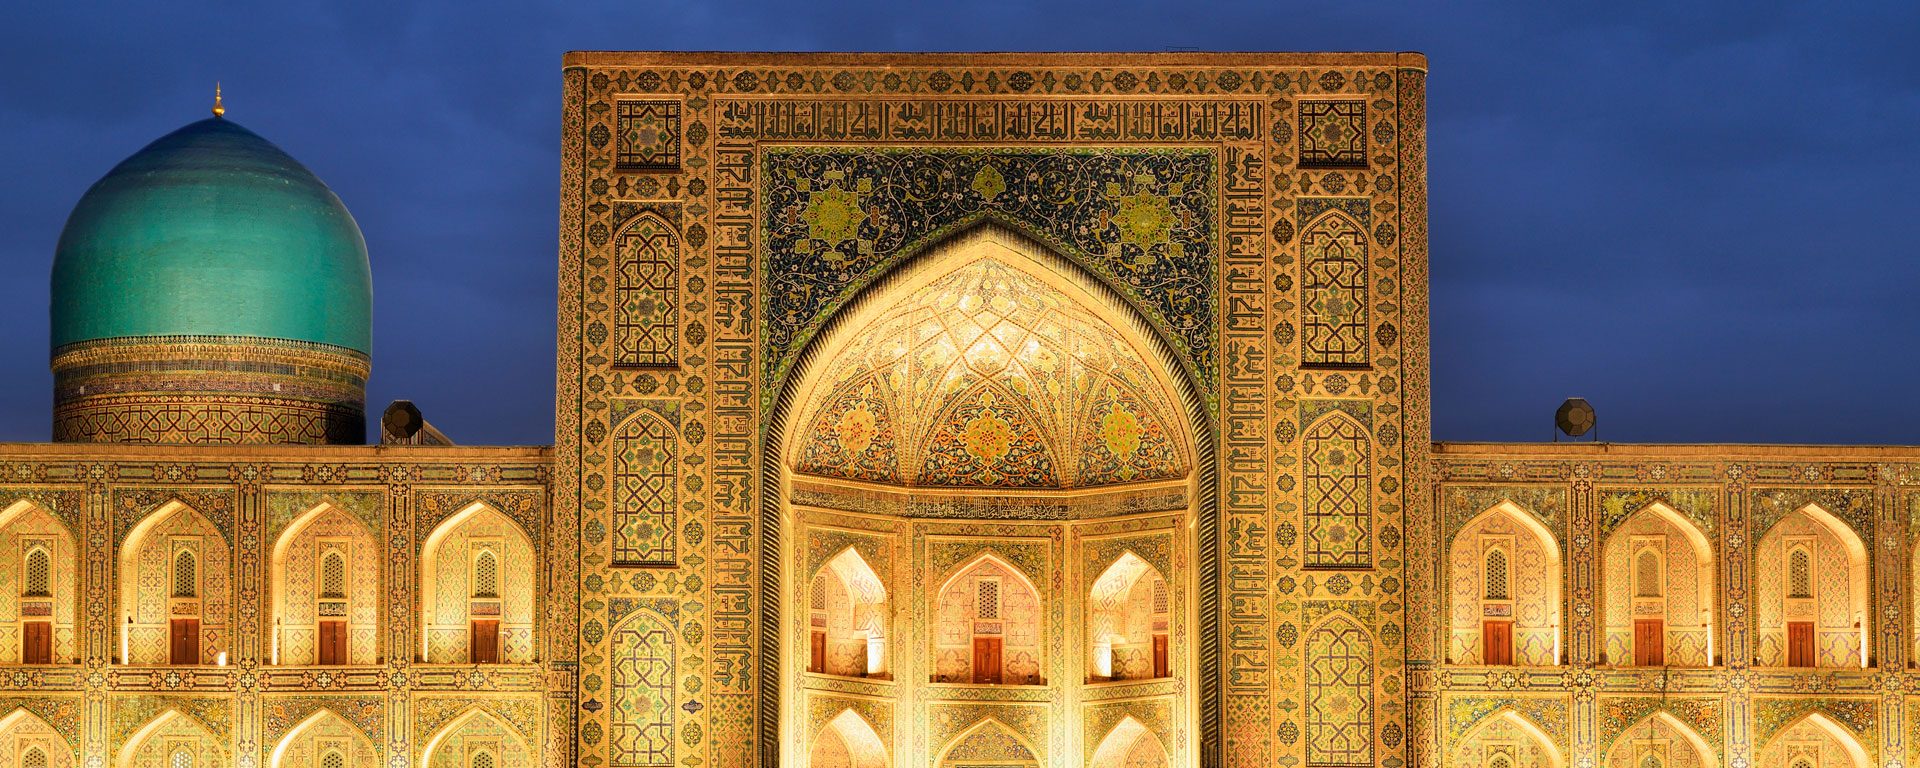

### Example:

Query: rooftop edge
xmin=562 ymin=50 xmax=1427 ymax=71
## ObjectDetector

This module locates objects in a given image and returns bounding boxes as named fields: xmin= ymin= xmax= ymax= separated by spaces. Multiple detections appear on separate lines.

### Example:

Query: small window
xmin=1483 ymin=548 xmax=1509 ymax=601
xmin=171 ymin=748 xmax=194 ymax=768
xmin=320 ymin=551 xmax=347 ymax=600
xmin=1639 ymin=755 xmax=1662 ymax=768
xmin=1789 ymin=548 xmax=1813 ymax=599
xmin=977 ymin=580 xmax=1000 ymax=619
xmin=1151 ymin=577 xmax=1169 ymax=614
xmin=23 ymin=547 xmax=50 ymax=597
xmin=472 ymin=751 xmax=497 ymax=768
xmin=321 ymin=750 xmax=346 ymax=768
xmin=21 ymin=747 xmax=46 ymax=768
xmin=472 ymin=550 xmax=499 ymax=599
xmin=172 ymin=551 xmax=198 ymax=599
xmin=811 ymin=574 xmax=828 ymax=611
xmin=1790 ymin=758 xmax=1815 ymax=768
xmin=1635 ymin=549 xmax=1662 ymax=598
xmin=1488 ymin=755 xmax=1512 ymax=768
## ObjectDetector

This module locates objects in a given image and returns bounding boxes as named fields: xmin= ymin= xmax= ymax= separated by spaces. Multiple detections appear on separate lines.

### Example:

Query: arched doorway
xmin=766 ymin=225 xmax=1213 ymax=766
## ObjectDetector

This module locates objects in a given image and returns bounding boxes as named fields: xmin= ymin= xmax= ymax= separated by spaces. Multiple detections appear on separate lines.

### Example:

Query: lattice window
xmin=1790 ymin=758 xmax=1814 ymax=768
xmin=1305 ymin=617 xmax=1374 ymax=766
xmin=811 ymin=574 xmax=828 ymax=611
xmin=22 ymin=747 xmax=46 ymax=768
xmin=1639 ymin=754 xmax=1662 ymax=768
xmin=613 ymin=406 xmax=679 ymax=566
xmin=610 ymin=610 xmax=676 ymax=765
xmin=473 ymin=550 xmax=499 ymax=599
xmin=22 ymin=546 xmax=49 ymax=597
xmin=1152 ymin=578 xmax=1169 ymax=615
xmin=1300 ymin=208 xmax=1371 ymax=367
xmin=1483 ymin=548 xmax=1509 ymax=601
xmin=171 ymin=748 xmax=194 ymax=768
xmin=320 ymin=550 xmax=347 ymax=599
xmin=321 ymin=750 xmax=346 ymax=768
xmin=1635 ymin=549 xmax=1662 ymax=598
xmin=977 ymin=580 xmax=1000 ymax=619
xmin=1488 ymin=755 xmax=1512 ymax=768
xmin=471 ymin=751 xmax=496 ymax=768
xmin=1303 ymin=412 xmax=1372 ymax=568
xmin=614 ymin=213 xmax=680 ymax=367
xmin=1789 ymin=547 xmax=1813 ymax=599
xmin=172 ymin=550 xmax=197 ymax=598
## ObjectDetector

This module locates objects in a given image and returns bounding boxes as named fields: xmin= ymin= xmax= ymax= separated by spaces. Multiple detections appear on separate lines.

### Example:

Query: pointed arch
xmin=118 ymin=501 xmax=229 ymax=666
xmin=1606 ymin=711 xmax=1715 ymax=768
xmin=1758 ymin=711 xmax=1872 ymax=768
xmin=1449 ymin=500 xmax=1563 ymax=665
xmin=417 ymin=707 xmax=533 ymax=768
xmin=934 ymin=717 xmax=1039 ymax=768
xmin=0 ymin=500 xmax=78 ymax=665
xmin=1304 ymin=613 xmax=1374 ymax=767
xmin=1450 ymin=709 xmax=1565 ymax=768
xmin=1602 ymin=502 xmax=1716 ymax=667
xmin=1088 ymin=551 xmax=1170 ymax=681
xmin=268 ymin=708 xmax=379 ymax=768
xmin=1088 ymin=715 xmax=1169 ymax=768
xmin=0 ymin=707 xmax=74 ymax=767
xmin=810 ymin=546 xmax=889 ymax=677
xmin=763 ymin=223 xmax=1219 ymax=759
xmin=931 ymin=551 xmax=1045 ymax=685
xmin=116 ymin=709 xmax=226 ymax=768
xmin=811 ymin=709 xmax=887 ymax=768
xmin=270 ymin=501 xmax=381 ymax=665
xmin=608 ymin=607 xmax=675 ymax=766
xmin=1755 ymin=503 xmax=1870 ymax=668
xmin=419 ymin=502 xmax=537 ymax=664
xmin=1302 ymin=409 xmax=1372 ymax=568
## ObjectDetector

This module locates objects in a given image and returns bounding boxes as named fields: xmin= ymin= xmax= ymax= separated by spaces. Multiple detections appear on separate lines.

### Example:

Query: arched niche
xmin=418 ymin=708 xmax=533 ymax=768
xmin=419 ymin=502 xmax=536 ymax=664
xmin=1087 ymin=552 xmax=1169 ymax=681
xmin=1448 ymin=500 xmax=1562 ymax=666
xmin=1601 ymin=502 xmax=1715 ymax=667
xmin=1753 ymin=503 xmax=1869 ymax=668
xmin=0 ymin=708 xmax=74 ymax=768
xmin=807 ymin=546 xmax=889 ymax=678
xmin=118 ymin=501 xmax=230 ymax=666
xmin=931 ymin=552 xmax=1044 ymax=685
xmin=269 ymin=503 xmax=381 ymax=666
xmin=763 ymin=224 xmax=1217 ymax=762
xmin=1449 ymin=709 xmax=1565 ymax=768
xmin=934 ymin=718 xmax=1039 ymax=768
xmin=269 ymin=709 xmax=379 ymax=768
xmin=1088 ymin=716 xmax=1169 ymax=768
xmin=117 ymin=709 xmax=227 ymax=768
xmin=0 ymin=500 xmax=78 ymax=665
xmin=810 ymin=709 xmax=887 ymax=768
xmin=1605 ymin=711 xmax=1716 ymax=768
xmin=1756 ymin=712 xmax=1871 ymax=768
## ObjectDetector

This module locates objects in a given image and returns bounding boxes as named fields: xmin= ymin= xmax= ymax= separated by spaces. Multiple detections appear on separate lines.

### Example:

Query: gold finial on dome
xmin=212 ymin=82 xmax=225 ymax=118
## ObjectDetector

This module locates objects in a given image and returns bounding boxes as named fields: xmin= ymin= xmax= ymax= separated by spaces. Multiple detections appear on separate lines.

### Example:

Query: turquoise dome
xmin=51 ymin=117 xmax=372 ymax=353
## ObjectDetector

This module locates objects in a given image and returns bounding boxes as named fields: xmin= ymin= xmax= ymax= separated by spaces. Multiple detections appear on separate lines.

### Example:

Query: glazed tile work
xmin=14 ymin=48 xmax=1900 ymax=768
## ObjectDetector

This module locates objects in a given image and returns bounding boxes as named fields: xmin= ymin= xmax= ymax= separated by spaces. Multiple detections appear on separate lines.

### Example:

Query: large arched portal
xmin=768 ymin=226 xmax=1210 ymax=767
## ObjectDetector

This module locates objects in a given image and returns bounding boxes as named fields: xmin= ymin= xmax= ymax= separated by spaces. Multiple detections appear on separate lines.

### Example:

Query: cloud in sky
xmin=0 ymin=1 xmax=1914 ymax=444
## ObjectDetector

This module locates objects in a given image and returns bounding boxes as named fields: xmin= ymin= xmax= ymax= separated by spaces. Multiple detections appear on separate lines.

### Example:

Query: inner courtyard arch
xmin=766 ymin=225 xmax=1211 ymax=766
xmin=1600 ymin=502 xmax=1714 ymax=667
xmin=1448 ymin=500 xmax=1563 ymax=666
xmin=1753 ymin=504 xmax=1869 ymax=668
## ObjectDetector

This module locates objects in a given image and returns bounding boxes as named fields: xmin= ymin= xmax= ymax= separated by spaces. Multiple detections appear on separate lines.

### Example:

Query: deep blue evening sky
xmin=2 ymin=2 xmax=1916 ymax=446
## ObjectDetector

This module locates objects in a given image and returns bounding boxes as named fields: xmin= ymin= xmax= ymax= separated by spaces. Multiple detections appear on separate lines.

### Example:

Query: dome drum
xmin=51 ymin=335 xmax=368 ymax=444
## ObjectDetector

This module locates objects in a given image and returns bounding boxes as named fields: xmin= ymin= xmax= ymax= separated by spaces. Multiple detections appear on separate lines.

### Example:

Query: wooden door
xmin=1152 ymin=634 xmax=1169 ymax=678
xmin=169 ymin=619 xmax=199 ymax=665
xmin=21 ymin=621 xmax=50 ymax=664
xmin=470 ymin=619 xmax=500 ymax=664
xmin=1482 ymin=620 xmax=1512 ymax=665
xmin=809 ymin=631 xmax=826 ymax=672
xmin=1787 ymin=621 xmax=1816 ymax=667
xmin=1633 ymin=619 xmax=1665 ymax=666
xmin=318 ymin=620 xmax=347 ymax=665
xmin=972 ymin=637 xmax=1003 ymax=684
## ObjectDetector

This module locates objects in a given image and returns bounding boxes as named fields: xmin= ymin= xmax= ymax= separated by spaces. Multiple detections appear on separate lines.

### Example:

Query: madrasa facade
xmin=1 ymin=51 xmax=1912 ymax=768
